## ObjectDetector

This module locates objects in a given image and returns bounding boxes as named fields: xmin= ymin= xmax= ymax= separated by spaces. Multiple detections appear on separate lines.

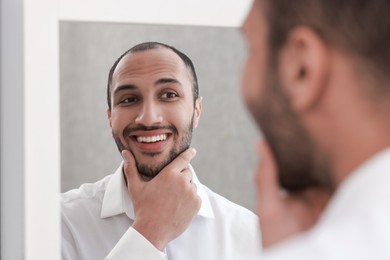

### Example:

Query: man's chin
xmin=137 ymin=171 xmax=158 ymax=181
xmin=131 ymin=145 xmax=189 ymax=181
xmin=134 ymin=156 xmax=170 ymax=181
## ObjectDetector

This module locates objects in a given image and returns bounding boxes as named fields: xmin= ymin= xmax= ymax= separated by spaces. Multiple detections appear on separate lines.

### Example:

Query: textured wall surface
xmin=60 ymin=21 xmax=260 ymax=211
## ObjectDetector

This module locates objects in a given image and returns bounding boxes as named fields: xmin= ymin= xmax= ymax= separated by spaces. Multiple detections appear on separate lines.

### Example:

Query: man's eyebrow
xmin=113 ymin=84 xmax=137 ymax=95
xmin=113 ymin=78 xmax=181 ymax=95
xmin=155 ymin=77 xmax=182 ymax=86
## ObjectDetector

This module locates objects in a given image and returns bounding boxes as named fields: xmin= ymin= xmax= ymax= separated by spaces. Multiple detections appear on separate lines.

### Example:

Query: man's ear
xmin=192 ymin=96 xmax=202 ymax=129
xmin=279 ymin=26 xmax=330 ymax=113
xmin=107 ymin=109 xmax=112 ymax=128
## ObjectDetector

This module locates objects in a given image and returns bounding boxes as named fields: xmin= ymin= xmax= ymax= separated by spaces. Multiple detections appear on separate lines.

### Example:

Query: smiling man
xmin=108 ymin=43 xmax=199 ymax=182
xmin=61 ymin=42 xmax=261 ymax=260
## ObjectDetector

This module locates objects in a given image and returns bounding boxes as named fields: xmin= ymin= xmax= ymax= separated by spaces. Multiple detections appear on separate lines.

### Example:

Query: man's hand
xmin=256 ymin=141 xmax=331 ymax=248
xmin=121 ymin=148 xmax=201 ymax=251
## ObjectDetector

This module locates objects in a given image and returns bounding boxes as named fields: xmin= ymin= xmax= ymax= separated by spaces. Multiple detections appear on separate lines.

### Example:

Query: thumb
xmin=257 ymin=140 xmax=280 ymax=199
xmin=121 ymin=150 xmax=144 ymax=195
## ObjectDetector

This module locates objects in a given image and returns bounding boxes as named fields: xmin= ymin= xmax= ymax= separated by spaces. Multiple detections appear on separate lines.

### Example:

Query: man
xmin=61 ymin=42 xmax=261 ymax=260
xmin=242 ymin=0 xmax=390 ymax=259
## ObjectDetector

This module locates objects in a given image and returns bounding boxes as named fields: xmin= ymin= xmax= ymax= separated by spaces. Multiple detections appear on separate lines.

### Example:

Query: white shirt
xmin=62 ymin=163 xmax=262 ymax=260
xmin=262 ymin=147 xmax=390 ymax=260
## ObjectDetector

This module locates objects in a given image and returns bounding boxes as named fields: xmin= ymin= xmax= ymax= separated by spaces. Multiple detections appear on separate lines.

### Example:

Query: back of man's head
xmin=264 ymin=0 xmax=390 ymax=97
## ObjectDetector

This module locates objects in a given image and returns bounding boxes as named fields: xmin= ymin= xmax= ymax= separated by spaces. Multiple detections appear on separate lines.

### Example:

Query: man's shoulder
xmin=200 ymin=184 xmax=262 ymax=253
xmin=61 ymin=174 xmax=112 ymax=209
xmin=201 ymin=184 xmax=257 ymax=220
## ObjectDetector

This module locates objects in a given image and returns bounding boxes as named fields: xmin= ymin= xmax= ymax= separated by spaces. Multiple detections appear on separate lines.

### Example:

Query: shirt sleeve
xmin=105 ymin=227 xmax=167 ymax=260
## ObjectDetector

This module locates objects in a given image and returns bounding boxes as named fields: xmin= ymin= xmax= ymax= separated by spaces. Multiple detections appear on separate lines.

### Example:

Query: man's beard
xmin=247 ymin=62 xmax=333 ymax=191
xmin=113 ymin=116 xmax=194 ymax=180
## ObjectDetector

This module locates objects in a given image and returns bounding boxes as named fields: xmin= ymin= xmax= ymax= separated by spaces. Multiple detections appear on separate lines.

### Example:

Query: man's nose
xmin=135 ymin=102 xmax=163 ymax=126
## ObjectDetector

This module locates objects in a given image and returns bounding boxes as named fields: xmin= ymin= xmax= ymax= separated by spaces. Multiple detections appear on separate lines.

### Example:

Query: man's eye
xmin=161 ymin=92 xmax=178 ymax=99
xmin=120 ymin=97 xmax=138 ymax=104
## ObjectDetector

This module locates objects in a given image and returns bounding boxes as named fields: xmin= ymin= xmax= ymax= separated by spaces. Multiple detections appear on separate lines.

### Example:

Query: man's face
xmin=108 ymin=48 xmax=201 ymax=180
xmin=242 ymin=0 xmax=329 ymax=190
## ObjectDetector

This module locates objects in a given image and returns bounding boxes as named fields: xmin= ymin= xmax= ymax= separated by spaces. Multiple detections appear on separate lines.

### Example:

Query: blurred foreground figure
xmin=242 ymin=0 xmax=390 ymax=259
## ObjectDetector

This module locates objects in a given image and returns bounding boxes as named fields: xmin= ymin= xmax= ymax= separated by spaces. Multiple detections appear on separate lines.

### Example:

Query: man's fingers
xmin=257 ymin=140 xmax=280 ymax=198
xmin=121 ymin=150 xmax=143 ymax=194
xmin=161 ymin=148 xmax=197 ymax=175
xmin=181 ymin=167 xmax=193 ymax=184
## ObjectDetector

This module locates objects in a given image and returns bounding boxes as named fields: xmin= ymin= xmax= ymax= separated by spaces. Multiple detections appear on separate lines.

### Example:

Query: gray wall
xmin=60 ymin=21 xmax=260 ymax=211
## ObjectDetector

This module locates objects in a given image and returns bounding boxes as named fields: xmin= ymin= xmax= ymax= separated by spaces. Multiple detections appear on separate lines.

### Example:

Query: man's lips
xmin=136 ymin=134 xmax=168 ymax=143
xmin=129 ymin=130 xmax=172 ymax=151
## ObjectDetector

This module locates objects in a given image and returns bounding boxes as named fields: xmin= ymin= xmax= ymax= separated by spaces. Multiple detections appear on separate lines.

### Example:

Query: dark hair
xmin=263 ymin=0 xmax=390 ymax=90
xmin=107 ymin=42 xmax=199 ymax=110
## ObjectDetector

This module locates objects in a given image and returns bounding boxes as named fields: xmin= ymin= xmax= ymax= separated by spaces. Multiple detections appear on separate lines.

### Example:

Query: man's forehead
xmin=243 ymin=0 xmax=266 ymax=39
xmin=122 ymin=47 xmax=184 ymax=68
xmin=111 ymin=47 xmax=192 ymax=89
xmin=114 ymin=48 xmax=185 ymax=77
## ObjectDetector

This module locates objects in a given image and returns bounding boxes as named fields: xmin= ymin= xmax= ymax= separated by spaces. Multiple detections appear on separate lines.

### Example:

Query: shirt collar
xmin=321 ymin=147 xmax=390 ymax=221
xmin=101 ymin=162 xmax=215 ymax=220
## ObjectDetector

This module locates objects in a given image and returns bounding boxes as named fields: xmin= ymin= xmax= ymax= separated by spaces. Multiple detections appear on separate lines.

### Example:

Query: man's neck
xmin=330 ymin=123 xmax=390 ymax=187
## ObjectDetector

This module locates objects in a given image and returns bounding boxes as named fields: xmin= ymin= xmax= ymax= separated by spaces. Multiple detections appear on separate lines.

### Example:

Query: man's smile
xmin=136 ymin=134 xmax=168 ymax=143
xmin=127 ymin=130 xmax=173 ymax=153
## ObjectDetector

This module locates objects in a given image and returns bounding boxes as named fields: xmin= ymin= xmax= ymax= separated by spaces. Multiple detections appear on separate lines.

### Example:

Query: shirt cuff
xmin=105 ymin=227 xmax=167 ymax=260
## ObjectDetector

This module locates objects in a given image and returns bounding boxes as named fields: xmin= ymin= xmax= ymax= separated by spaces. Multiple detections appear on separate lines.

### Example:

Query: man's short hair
xmin=263 ymin=0 xmax=390 ymax=93
xmin=107 ymin=42 xmax=199 ymax=110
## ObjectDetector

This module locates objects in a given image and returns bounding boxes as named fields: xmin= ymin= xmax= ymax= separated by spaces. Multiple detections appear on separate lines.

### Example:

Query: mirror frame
xmin=1 ymin=0 xmax=250 ymax=258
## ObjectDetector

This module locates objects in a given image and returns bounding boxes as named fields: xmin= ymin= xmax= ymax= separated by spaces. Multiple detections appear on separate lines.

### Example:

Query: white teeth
xmin=136 ymin=134 xmax=167 ymax=143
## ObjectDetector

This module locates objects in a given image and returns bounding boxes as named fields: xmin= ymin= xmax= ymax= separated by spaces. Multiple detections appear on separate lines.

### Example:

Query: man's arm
xmin=105 ymin=228 xmax=167 ymax=260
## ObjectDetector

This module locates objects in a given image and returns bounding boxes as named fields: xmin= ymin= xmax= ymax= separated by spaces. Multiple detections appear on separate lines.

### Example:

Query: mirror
xmin=2 ymin=1 xmax=254 ymax=258
xmin=60 ymin=21 xmax=259 ymax=210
